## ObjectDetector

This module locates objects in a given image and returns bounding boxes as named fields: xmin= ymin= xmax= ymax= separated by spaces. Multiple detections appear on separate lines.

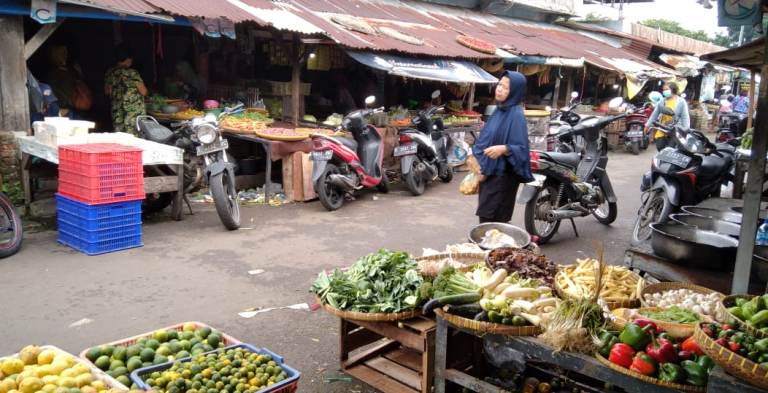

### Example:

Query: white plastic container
xmin=34 ymin=118 xmax=94 ymax=146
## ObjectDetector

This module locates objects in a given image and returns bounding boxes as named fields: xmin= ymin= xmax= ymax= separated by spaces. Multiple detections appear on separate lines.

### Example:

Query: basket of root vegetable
xmin=425 ymin=266 xmax=556 ymax=335
xmin=641 ymin=282 xmax=724 ymax=321
xmin=555 ymin=258 xmax=644 ymax=309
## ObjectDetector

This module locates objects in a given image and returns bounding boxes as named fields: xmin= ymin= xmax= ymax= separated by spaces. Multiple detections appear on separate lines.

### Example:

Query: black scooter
xmin=394 ymin=90 xmax=453 ymax=195
xmin=546 ymin=92 xmax=593 ymax=153
xmin=518 ymin=97 xmax=624 ymax=244
xmin=716 ymin=112 xmax=749 ymax=143
xmin=631 ymin=115 xmax=736 ymax=244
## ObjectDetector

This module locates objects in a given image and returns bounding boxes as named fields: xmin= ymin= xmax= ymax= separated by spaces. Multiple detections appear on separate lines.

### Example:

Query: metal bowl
xmin=681 ymin=206 xmax=742 ymax=224
xmin=469 ymin=223 xmax=531 ymax=250
xmin=669 ymin=213 xmax=742 ymax=238
xmin=650 ymin=222 xmax=738 ymax=271
xmin=730 ymin=206 xmax=768 ymax=220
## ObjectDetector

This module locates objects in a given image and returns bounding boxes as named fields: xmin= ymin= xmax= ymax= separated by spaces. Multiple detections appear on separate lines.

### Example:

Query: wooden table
xmin=220 ymin=132 xmax=277 ymax=200
xmin=17 ymin=133 xmax=185 ymax=220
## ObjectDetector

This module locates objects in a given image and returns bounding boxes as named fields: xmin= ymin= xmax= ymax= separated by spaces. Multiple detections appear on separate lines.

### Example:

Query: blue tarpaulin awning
xmin=347 ymin=51 xmax=498 ymax=84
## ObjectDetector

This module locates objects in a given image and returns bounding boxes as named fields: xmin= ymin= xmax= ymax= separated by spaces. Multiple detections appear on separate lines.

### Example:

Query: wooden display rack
xmin=339 ymin=316 xmax=436 ymax=393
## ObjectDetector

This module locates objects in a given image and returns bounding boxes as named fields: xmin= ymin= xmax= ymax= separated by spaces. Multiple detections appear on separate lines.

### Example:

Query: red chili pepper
xmin=715 ymin=337 xmax=729 ymax=347
xmin=630 ymin=352 xmax=658 ymax=376
xmin=633 ymin=319 xmax=659 ymax=333
xmin=646 ymin=336 xmax=678 ymax=364
xmin=681 ymin=337 xmax=705 ymax=356
xmin=609 ymin=343 xmax=636 ymax=368
xmin=729 ymin=341 xmax=741 ymax=352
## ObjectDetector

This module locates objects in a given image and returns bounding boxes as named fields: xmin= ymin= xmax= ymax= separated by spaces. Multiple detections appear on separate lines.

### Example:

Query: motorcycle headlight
xmin=195 ymin=124 xmax=218 ymax=144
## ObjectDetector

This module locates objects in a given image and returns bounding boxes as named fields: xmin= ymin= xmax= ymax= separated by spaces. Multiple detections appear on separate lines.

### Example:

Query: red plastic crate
xmin=58 ymin=143 xmax=144 ymax=204
xmin=59 ymin=168 xmax=143 ymax=190
xmin=59 ymin=143 xmax=142 ymax=166
xmin=59 ymin=180 xmax=145 ymax=204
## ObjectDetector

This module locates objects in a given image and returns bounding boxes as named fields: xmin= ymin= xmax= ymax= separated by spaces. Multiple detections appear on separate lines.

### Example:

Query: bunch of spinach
xmin=311 ymin=249 xmax=430 ymax=313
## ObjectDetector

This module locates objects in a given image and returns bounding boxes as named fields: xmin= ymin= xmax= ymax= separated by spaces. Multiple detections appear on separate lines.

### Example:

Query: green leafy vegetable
xmin=432 ymin=267 xmax=480 ymax=299
xmin=310 ymin=249 xmax=428 ymax=313
xmin=640 ymin=306 xmax=700 ymax=323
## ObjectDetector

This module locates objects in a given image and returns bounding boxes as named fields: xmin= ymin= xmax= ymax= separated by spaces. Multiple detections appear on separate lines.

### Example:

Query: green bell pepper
xmin=697 ymin=355 xmax=715 ymax=372
xmin=598 ymin=331 xmax=619 ymax=358
xmin=657 ymin=332 xmax=676 ymax=343
xmin=736 ymin=297 xmax=749 ymax=307
xmin=742 ymin=298 xmax=760 ymax=321
xmin=728 ymin=306 xmax=746 ymax=320
xmin=754 ymin=338 xmax=768 ymax=353
xmin=751 ymin=310 xmax=768 ymax=327
xmin=758 ymin=353 xmax=768 ymax=363
xmin=619 ymin=323 xmax=653 ymax=351
xmin=659 ymin=363 xmax=683 ymax=383
xmin=682 ymin=360 xmax=708 ymax=387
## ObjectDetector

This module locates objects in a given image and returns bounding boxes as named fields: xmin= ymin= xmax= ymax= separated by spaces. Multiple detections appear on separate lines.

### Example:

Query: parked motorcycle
xmin=517 ymin=97 xmax=625 ymax=244
xmin=394 ymin=90 xmax=453 ymax=195
xmin=622 ymin=103 xmax=653 ymax=155
xmin=136 ymin=104 xmax=243 ymax=230
xmin=546 ymin=91 xmax=591 ymax=153
xmin=310 ymin=96 xmax=388 ymax=211
xmin=631 ymin=117 xmax=736 ymax=245
xmin=716 ymin=112 xmax=749 ymax=143
xmin=0 ymin=191 xmax=22 ymax=258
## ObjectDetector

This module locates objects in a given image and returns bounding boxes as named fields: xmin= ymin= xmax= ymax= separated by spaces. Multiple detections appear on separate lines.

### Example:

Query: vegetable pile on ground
xmin=601 ymin=321 xmax=714 ymax=387
xmin=140 ymin=347 xmax=289 ymax=393
xmin=424 ymin=266 xmax=558 ymax=327
xmin=726 ymin=294 xmax=768 ymax=333
xmin=310 ymin=249 xmax=430 ymax=313
xmin=487 ymin=248 xmax=557 ymax=286
xmin=643 ymin=289 xmax=722 ymax=321
xmin=556 ymin=258 xmax=643 ymax=302
xmin=703 ymin=321 xmax=768 ymax=367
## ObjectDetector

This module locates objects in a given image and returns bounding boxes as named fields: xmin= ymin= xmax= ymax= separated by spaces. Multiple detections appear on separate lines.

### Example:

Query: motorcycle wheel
xmin=631 ymin=190 xmax=673 ymax=245
xmin=376 ymin=171 xmax=390 ymax=194
xmin=404 ymin=159 xmax=426 ymax=196
xmin=524 ymin=185 xmax=561 ymax=245
xmin=438 ymin=164 xmax=454 ymax=183
xmin=210 ymin=170 xmax=240 ymax=230
xmin=142 ymin=193 xmax=173 ymax=214
xmin=630 ymin=140 xmax=640 ymax=155
xmin=0 ymin=191 xmax=23 ymax=259
xmin=316 ymin=163 xmax=345 ymax=211
xmin=593 ymin=193 xmax=617 ymax=225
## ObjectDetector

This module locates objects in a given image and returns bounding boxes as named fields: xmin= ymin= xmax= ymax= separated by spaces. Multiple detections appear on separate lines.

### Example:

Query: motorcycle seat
xmin=541 ymin=151 xmax=580 ymax=168
xmin=701 ymin=154 xmax=732 ymax=176
xmin=329 ymin=136 xmax=358 ymax=152
xmin=715 ymin=143 xmax=736 ymax=155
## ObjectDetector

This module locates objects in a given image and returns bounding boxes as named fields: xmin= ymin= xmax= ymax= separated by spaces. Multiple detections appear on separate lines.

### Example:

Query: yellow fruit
xmin=18 ymin=377 xmax=43 ymax=393
xmin=182 ymin=323 xmax=196 ymax=332
xmin=18 ymin=347 xmax=41 ymax=366
xmin=58 ymin=370 xmax=77 ymax=379
xmin=40 ymin=376 xmax=58 ymax=386
xmin=74 ymin=374 xmax=92 ymax=388
xmin=41 ymin=384 xmax=57 ymax=393
xmin=49 ymin=361 xmax=67 ymax=376
xmin=1 ymin=360 xmax=24 ymax=376
xmin=79 ymin=386 xmax=96 ymax=393
xmin=54 ymin=387 xmax=68 ymax=393
xmin=36 ymin=351 xmax=55 ymax=366
xmin=0 ymin=379 xmax=17 ymax=393
xmin=53 ymin=356 xmax=75 ymax=369
xmin=89 ymin=381 xmax=105 ymax=392
xmin=70 ymin=365 xmax=89 ymax=377
xmin=57 ymin=377 xmax=76 ymax=389
xmin=34 ymin=365 xmax=53 ymax=378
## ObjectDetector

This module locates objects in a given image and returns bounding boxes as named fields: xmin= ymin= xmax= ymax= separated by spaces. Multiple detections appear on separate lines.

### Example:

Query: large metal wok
xmin=469 ymin=223 xmax=531 ymax=250
xmin=669 ymin=213 xmax=741 ymax=238
xmin=650 ymin=222 xmax=738 ymax=271
xmin=681 ymin=206 xmax=742 ymax=224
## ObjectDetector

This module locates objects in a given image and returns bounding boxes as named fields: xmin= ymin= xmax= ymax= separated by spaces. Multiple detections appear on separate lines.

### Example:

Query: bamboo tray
xmin=595 ymin=353 xmax=705 ymax=392
xmin=414 ymin=251 xmax=487 ymax=277
xmin=720 ymin=294 xmax=766 ymax=338
xmin=318 ymin=299 xmax=421 ymax=322
xmin=640 ymin=282 xmax=723 ymax=307
xmin=435 ymin=308 xmax=541 ymax=336
xmin=610 ymin=307 xmax=699 ymax=339
xmin=254 ymin=130 xmax=309 ymax=142
xmin=694 ymin=322 xmax=768 ymax=390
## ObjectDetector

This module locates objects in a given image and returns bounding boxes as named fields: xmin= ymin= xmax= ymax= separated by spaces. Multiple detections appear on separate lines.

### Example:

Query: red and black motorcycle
xmin=622 ymin=103 xmax=653 ymax=155
xmin=309 ymin=96 xmax=389 ymax=211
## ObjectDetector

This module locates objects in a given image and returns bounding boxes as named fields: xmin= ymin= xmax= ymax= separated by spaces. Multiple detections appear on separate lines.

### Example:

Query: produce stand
xmin=434 ymin=314 xmax=756 ymax=393
xmin=17 ymin=133 xmax=185 ymax=220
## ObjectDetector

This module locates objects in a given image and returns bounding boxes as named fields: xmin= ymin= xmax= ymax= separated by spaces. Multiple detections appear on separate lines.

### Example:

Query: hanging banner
xmin=717 ymin=0 xmax=763 ymax=26
xmin=30 ymin=0 xmax=56 ymax=24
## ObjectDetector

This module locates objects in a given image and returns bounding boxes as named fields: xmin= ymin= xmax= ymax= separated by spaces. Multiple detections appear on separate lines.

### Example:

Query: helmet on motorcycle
xmin=648 ymin=91 xmax=663 ymax=106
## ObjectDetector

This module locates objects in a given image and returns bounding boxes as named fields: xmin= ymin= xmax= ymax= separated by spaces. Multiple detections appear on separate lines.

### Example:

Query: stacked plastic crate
xmin=56 ymin=143 xmax=145 ymax=255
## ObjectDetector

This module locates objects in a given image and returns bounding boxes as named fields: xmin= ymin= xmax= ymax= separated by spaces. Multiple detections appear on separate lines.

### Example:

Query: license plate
xmin=394 ymin=143 xmax=418 ymax=157
xmin=196 ymin=139 xmax=228 ymax=156
xmin=658 ymin=149 xmax=692 ymax=167
xmin=310 ymin=150 xmax=333 ymax=161
xmin=654 ymin=130 xmax=666 ymax=139
xmin=627 ymin=130 xmax=643 ymax=137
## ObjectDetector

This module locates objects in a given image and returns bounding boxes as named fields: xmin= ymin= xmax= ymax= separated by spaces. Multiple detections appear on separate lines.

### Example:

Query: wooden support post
xmin=0 ymin=16 xmax=30 ymax=133
xmin=733 ymin=39 xmax=768 ymax=295
xmin=552 ymin=74 xmax=561 ymax=108
xmin=467 ymin=84 xmax=475 ymax=111
xmin=24 ymin=19 xmax=65 ymax=60
xmin=290 ymin=34 xmax=302 ymax=127
xmin=565 ymin=70 xmax=575 ymax=108
xmin=748 ymin=71 xmax=756 ymax=130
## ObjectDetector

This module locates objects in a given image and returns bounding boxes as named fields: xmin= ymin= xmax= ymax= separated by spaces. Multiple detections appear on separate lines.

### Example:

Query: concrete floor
xmin=0 ymin=148 xmax=654 ymax=393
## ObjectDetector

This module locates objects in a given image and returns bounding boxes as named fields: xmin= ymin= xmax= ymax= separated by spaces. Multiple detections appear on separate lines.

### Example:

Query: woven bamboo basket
xmin=640 ymin=282 xmax=724 ymax=307
xmin=694 ymin=322 xmax=768 ymax=390
xmin=720 ymin=294 xmax=766 ymax=338
xmin=609 ymin=307 xmax=698 ymax=339
xmin=414 ymin=251 xmax=487 ymax=277
xmin=435 ymin=308 xmax=541 ymax=336
xmin=595 ymin=353 xmax=706 ymax=392
xmin=554 ymin=268 xmax=642 ymax=310
xmin=317 ymin=298 xmax=421 ymax=322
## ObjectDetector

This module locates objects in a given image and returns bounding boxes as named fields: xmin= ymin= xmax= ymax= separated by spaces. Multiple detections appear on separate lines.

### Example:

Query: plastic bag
xmin=460 ymin=172 xmax=480 ymax=195
xmin=466 ymin=154 xmax=481 ymax=175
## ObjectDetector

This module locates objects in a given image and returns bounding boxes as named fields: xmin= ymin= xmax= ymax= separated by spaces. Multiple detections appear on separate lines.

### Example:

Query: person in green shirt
xmin=104 ymin=44 xmax=147 ymax=134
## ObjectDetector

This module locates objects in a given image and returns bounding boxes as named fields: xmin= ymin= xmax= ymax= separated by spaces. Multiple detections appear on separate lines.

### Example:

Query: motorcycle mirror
xmin=431 ymin=90 xmax=441 ymax=99
xmin=364 ymin=95 xmax=376 ymax=107
xmin=681 ymin=93 xmax=687 ymax=99
xmin=570 ymin=91 xmax=579 ymax=99
xmin=608 ymin=97 xmax=624 ymax=109
xmin=545 ymin=106 xmax=552 ymax=112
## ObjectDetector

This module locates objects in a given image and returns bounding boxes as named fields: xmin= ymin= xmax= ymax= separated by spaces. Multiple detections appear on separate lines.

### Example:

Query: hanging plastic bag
xmin=460 ymin=172 xmax=480 ymax=195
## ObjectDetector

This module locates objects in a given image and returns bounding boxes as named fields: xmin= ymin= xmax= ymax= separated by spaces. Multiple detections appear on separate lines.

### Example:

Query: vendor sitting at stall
xmin=104 ymin=44 xmax=147 ymax=134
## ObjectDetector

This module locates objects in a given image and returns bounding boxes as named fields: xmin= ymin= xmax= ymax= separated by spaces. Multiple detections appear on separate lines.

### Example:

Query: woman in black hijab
xmin=472 ymin=71 xmax=534 ymax=223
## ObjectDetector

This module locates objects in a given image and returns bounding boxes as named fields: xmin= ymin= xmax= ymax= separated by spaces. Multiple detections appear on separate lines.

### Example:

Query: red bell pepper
xmin=630 ymin=352 xmax=658 ymax=376
xmin=681 ymin=336 xmax=704 ymax=356
xmin=646 ymin=336 xmax=678 ymax=364
xmin=632 ymin=319 xmax=659 ymax=334
xmin=609 ymin=343 xmax=636 ymax=368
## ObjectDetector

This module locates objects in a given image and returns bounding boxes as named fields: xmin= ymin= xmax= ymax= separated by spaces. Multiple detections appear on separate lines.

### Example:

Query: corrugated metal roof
xmin=67 ymin=0 xmax=161 ymax=14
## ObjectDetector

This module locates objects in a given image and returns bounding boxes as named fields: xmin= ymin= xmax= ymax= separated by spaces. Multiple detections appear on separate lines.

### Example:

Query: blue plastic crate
xmin=57 ymin=210 xmax=140 ymax=231
xmin=56 ymin=194 xmax=142 ymax=220
xmin=130 ymin=344 xmax=300 ymax=393
xmin=58 ymin=230 xmax=142 ymax=256
xmin=58 ymin=219 xmax=141 ymax=243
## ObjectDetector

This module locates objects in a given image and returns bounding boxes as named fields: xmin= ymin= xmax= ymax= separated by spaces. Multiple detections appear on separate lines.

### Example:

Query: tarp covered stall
xmin=347 ymin=51 xmax=499 ymax=84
